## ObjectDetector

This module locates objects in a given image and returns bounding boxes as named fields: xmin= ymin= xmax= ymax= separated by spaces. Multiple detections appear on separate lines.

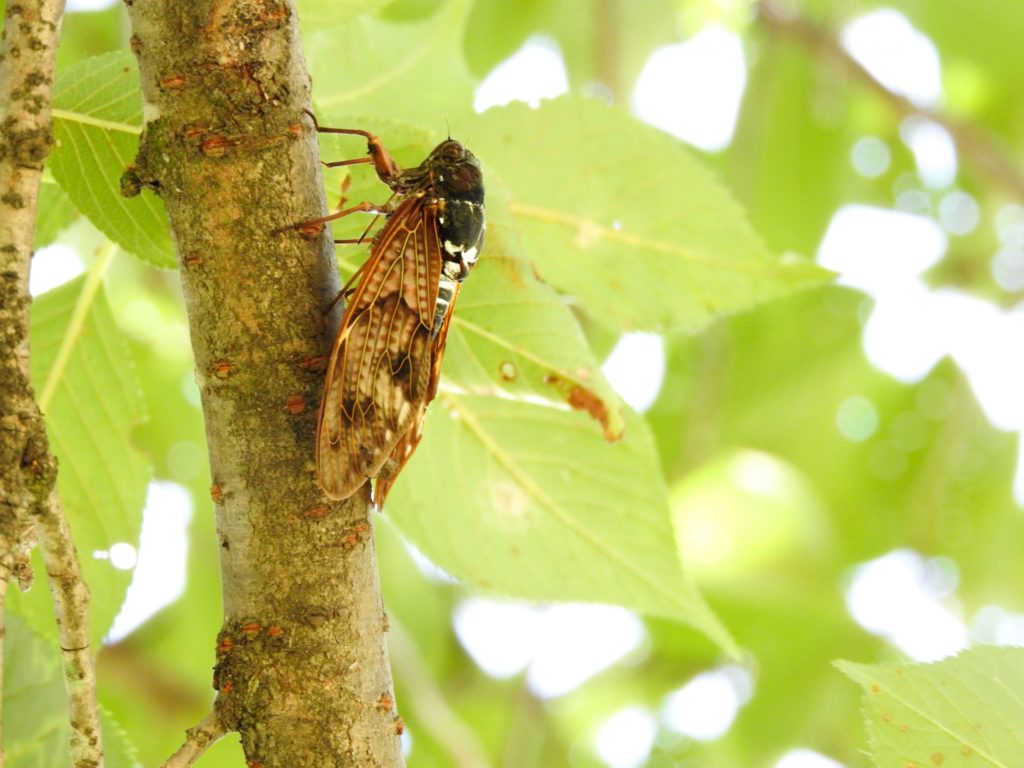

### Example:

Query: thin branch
xmin=161 ymin=709 xmax=227 ymax=768
xmin=388 ymin=617 xmax=492 ymax=768
xmin=33 ymin=491 xmax=102 ymax=768
xmin=756 ymin=0 xmax=1024 ymax=202
xmin=1 ymin=2 xmax=103 ymax=768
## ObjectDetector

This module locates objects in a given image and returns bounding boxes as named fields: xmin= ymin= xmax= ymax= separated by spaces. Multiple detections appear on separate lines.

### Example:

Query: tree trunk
xmin=124 ymin=2 xmax=404 ymax=764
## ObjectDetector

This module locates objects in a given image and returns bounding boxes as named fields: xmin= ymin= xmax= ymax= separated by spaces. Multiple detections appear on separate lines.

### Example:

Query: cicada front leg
xmin=272 ymin=111 xmax=402 ymax=239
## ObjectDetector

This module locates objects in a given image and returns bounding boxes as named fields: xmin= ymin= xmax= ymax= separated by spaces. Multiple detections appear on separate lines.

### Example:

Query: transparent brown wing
xmin=316 ymin=196 xmax=442 ymax=500
xmin=373 ymin=281 xmax=461 ymax=508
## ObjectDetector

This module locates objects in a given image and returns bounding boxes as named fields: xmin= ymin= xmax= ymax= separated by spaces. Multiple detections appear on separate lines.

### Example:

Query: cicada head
xmin=421 ymin=140 xmax=486 ymax=282
xmin=426 ymin=140 xmax=484 ymax=205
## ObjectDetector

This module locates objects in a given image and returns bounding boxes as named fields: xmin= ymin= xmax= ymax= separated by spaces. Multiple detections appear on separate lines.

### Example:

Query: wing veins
xmin=316 ymin=197 xmax=445 ymax=498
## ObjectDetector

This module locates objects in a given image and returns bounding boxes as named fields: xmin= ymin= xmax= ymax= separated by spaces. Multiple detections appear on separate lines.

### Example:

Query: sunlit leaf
xmin=449 ymin=186 xmax=627 ymax=438
xmin=296 ymin=0 xmax=393 ymax=27
xmin=317 ymin=120 xmax=627 ymax=437
xmin=462 ymin=0 xmax=548 ymax=79
xmin=50 ymin=51 xmax=175 ymax=268
xmin=894 ymin=0 xmax=1024 ymax=137
xmin=464 ymin=0 xmax=680 ymax=99
xmin=473 ymin=97 xmax=832 ymax=332
xmin=728 ymin=34 xmax=858 ymax=256
xmin=838 ymin=646 xmax=1024 ymax=768
xmin=4 ymin=618 xmax=65 ymax=767
xmin=386 ymin=398 xmax=734 ymax=653
xmin=35 ymin=182 xmax=79 ymax=248
xmin=306 ymin=0 xmax=478 ymax=128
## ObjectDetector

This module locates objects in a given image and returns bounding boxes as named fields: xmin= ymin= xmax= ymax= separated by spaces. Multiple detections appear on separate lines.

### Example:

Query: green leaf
xmin=35 ymin=181 xmax=79 ymax=248
xmin=306 ymin=0 xmax=478 ymax=128
xmin=314 ymin=119 xmax=727 ymax=641
xmin=462 ymin=0 xmax=549 ymax=79
xmin=4 ymin=616 xmax=139 ymax=767
xmin=464 ymin=0 xmax=680 ymax=100
xmin=473 ymin=97 xmax=832 ymax=333
xmin=54 ymin=4 xmax=125 ymax=72
xmin=11 ymin=261 xmax=150 ymax=644
xmin=893 ymin=0 xmax=1024 ymax=138
xmin=838 ymin=646 xmax=1024 ymax=768
xmin=386 ymin=398 xmax=734 ymax=653
xmin=4 ymin=618 xmax=66 ymax=766
xmin=296 ymin=0 xmax=393 ymax=27
xmin=379 ymin=0 xmax=444 ymax=22
xmin=50 ymin=51 xmax=175 ymax=268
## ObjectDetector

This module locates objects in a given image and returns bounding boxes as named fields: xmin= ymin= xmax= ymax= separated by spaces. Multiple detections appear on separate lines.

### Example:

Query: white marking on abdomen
xmin=432 ymin=276 xmax=458 ymax=336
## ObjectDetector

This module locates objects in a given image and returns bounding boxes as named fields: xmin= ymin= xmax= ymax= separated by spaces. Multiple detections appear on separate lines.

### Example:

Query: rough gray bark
xmin=1 ymin=2 xmax=105 ymax=766
xmin=123 ymin=1 xmax=404 ymax=765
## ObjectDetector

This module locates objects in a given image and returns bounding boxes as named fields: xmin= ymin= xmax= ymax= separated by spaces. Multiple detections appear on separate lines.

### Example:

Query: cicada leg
xmin=273 ymin=109 xmax=403 ymax=237
xmin=302 ymin=109 xmax=402 ymax=185
xmin=271 ymin=199 xmax=389 ymax=236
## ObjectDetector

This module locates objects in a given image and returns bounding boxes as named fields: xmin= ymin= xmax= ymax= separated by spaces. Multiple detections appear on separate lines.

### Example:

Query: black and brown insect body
xmin=297 ymin=119 xmax=485 ymax=507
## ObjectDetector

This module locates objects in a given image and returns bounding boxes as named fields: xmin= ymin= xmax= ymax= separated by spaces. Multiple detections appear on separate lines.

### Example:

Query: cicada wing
xmin=316 ymin=197 xmax=442 ymax=499
xmin=373 ymin=280 xmax=461 ymax=508
xmin=372 ymin=412 xmax=424 ymax=510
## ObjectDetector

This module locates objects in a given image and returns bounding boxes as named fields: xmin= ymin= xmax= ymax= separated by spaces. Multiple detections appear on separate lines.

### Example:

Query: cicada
xmin=284 ymin=115 xmax=485 ymax=507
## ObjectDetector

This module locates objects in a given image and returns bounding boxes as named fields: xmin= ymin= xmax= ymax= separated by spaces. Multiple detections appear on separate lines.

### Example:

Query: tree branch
xmin=161 ymin=709 xmax=227 ymax=768
xmin=33 ymin=491 xmax=102 ymax=767
xmin=123 ymin=1 xmax=403 ymax=765
xmin=0 ymin=0 xmax=64 ymax=590
xmin=757 ymin=0 xmax=1024 ymax=202
xmin=1 ymin=2 xmax=103 ymax=767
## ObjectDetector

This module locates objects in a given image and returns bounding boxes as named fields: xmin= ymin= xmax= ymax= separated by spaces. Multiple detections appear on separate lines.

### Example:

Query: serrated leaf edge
xmin=837 ymin=658 xmax=1014 ymax=768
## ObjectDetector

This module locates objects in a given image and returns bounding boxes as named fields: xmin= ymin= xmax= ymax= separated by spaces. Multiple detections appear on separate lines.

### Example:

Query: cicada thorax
xmin=285 ymin=116 xmax=485 ymax=506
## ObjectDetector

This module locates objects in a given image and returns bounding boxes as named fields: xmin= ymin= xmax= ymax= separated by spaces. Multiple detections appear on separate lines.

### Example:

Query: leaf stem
xmin=51 ymin=108 xmax=143 ymax=135
xmin=37 ymin=241 xmax=117 ymax=412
